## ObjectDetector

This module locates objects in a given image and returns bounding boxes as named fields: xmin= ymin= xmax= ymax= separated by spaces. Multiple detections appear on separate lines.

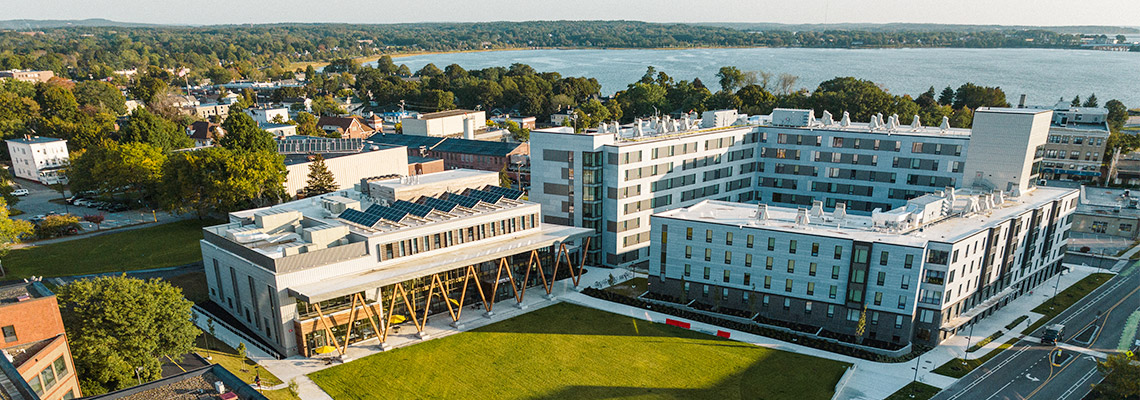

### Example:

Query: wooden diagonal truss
xmin=381 ymin=282 xmax=423 ymax=342
xmin=311 ymin=303 xmax=343 ymax=355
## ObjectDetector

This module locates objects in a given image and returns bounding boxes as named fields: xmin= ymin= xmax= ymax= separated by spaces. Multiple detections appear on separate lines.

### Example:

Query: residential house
xmin=188 ymin=121 xmax=225 ymax=147
xmin=317 ymin=116 xmax=376 ymax=139
xmin=5 ymin=137 xmax=68 ymax=184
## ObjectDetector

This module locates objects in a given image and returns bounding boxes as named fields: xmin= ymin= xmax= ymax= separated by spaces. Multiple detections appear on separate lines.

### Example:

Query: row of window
xmin=1047 ymin=135 xmax=1105 ymax=146
xmin=27 ymin=356 xmax=71 ymax=398
xmin=683 ymin=281 xmax=913 ymax=321
xmin=379 ymin=214 xmax=537 ymax=261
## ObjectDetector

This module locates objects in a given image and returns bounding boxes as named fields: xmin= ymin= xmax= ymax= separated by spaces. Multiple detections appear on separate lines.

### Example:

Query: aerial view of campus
xmin=0 ymin=0 xmax=1138 ymax=399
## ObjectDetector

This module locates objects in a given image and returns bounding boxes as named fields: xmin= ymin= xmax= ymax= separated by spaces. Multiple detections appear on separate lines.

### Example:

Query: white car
xmin=11 ymin=189 xmax=29 ymax=196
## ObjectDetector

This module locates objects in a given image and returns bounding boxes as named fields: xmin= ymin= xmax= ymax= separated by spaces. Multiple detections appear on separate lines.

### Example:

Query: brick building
xmin=0 ymin=282 xmax=81 ymax=400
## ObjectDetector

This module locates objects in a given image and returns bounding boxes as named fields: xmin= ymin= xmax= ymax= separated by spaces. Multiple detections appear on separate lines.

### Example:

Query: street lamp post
xmin=1050 ymin=265 xmax=1063 ymax=310
xmin=910 ymin=352 xmax=921 ymax=398
xmin=963 ymin=322 xmax=976 ymax=362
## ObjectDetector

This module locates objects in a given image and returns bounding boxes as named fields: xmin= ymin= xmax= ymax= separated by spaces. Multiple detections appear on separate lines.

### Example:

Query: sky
xmin=4 ymin=0 xmax=1140 ymax=27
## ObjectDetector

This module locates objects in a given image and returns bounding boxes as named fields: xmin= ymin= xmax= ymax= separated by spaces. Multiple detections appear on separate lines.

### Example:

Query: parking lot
xmin=9 ymin=179 xmax=180 ymax=233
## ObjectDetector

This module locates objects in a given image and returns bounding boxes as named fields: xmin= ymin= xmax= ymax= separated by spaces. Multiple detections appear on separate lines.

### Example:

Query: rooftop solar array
xmin=364 ymin=204 xmax=410 ymax=223
xmin=338 ymin=209 xmax=384 ymax=227
xmin=420 ymin=196 xmax=460 ymax=213
xmin=391 ymin=200 xmax=434 ymax=217
xmin=444 ymin=193 xmax=483 ymax=208
xmin=484 ymin=185 xmax=524 ymax=200
xmin=465 ymin=189 xmax=503 ymax=204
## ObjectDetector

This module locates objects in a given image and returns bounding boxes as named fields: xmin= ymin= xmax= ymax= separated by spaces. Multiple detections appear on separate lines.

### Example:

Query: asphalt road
xmin=933 ymin=261 xmax=1140 ymax=400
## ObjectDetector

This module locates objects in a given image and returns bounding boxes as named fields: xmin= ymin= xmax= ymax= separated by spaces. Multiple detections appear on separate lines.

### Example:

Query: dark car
xmin=1042 ymin=324 xmax=1065 ymax=345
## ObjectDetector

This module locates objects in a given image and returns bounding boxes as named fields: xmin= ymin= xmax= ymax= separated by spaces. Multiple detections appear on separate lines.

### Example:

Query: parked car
xmin=11 ymin=189 xmax=29 ymax=196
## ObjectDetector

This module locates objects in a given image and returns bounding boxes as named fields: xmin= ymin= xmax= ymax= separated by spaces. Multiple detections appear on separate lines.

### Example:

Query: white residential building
xmin=650 ymin=186 xmax=1078 ymax=348
xmin=402 ymin=110 xmax=488 ymax=138
xmin=530 ymin=107 xmax=1052 ymax=268
xmin=6 ymin=137 xmax=69 ymax=184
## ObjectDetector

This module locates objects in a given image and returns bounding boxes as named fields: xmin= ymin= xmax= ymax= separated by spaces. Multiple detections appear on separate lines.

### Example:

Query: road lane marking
xmin=948 ymin=342 xmax=1032 ymax=400
xmin=1025 ymin=347 xmax=1077 ymax=400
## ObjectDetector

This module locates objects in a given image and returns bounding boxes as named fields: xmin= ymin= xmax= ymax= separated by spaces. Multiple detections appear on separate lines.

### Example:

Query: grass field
xmin=885 ymin=381 xmax=941 ymax=400
xmin=1025 ymin=273 xmax=1113 ymax=334
xmin=194 ymin=332 xmax=300 ymax=400
xmin=310 ymin=303 xmax=850 ymax=400
xmin=1 ymin=219 xmax=220 ymax=278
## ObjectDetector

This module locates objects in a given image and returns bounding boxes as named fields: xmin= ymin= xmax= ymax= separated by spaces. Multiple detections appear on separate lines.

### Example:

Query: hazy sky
xmin=5 ymin=0 xmax=1140 ymax=27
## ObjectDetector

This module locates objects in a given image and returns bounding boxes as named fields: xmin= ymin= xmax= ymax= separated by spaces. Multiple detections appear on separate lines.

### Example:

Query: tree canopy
xmin=302 ymin=154 xmax=338 ymax=197
xmin=219 ymin=112 xmax=275 ymax=153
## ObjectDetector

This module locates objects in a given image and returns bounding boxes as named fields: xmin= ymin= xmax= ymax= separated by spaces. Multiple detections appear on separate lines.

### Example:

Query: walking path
xmin=197 ymin=263 xmax=1104 ymax=400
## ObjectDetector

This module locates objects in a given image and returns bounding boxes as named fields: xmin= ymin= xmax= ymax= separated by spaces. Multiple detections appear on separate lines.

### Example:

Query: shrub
xmin=37 ymin=214 xmax=82 ymax=238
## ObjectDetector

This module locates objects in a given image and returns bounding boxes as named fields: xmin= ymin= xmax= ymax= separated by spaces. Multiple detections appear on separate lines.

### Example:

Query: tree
xmin=74 ymin=81 xmax=127 ymax=115
xmin=1106 ymin=99 xmax=1128 ymax=133
xmin=83 ymin=214 xmax=106 ymax=230
xmin=129 ymin=68 xmax=170 ymax=103
xmin=57 ymin=276 xmax=199 ymax=395
xmin=162 ymin=147 xmax=286 ymax=217
xmin=854 ymin=306 xmax=868 ymax=344
xmin=775 ymin=73 xmax=799 ymax=95
xmin=35 ymin=82 xmax=79 ymax=121
xmin=68 ymin=142 xmax=166 ymax=201
xmin=1083 ymin=93 xmax=1099 ymax=108
xmin=36 ymin=214 xmax=81 ymax=238
xmin=501 ymin=119 xmax=530 ymax=142
xmin=499 ymin=165 xmax=513 ymax=189
xmin=294 ymin=112 xmax=323 ymax=136
xmin=220 ymin=113 xmax=275 ymax=153
xmin=1092 ymin=353 xmax=1140 ymax=399
xmin=236 ymin=343 xmax=248 ymax=360
xmin=916 ymin=86 xmax=937 ymax=108
xmin=301 ymin=154 xmax=338 ymax=197
xmin=310 ymin=95 xmax=346 ymax=116
xmin=716 ymin=66 xmax=756 ymax=92
xmin=736 ymin=84 xmax=777 ymax=116
xmin=952 ymin=83 xmax=1008 ymax=109
xmin=119 ymin=108 xmax=193 ymax=152
xmin=1071 ymin=95 xmax=1081 ymax=107
xmin=573 ymin=98 xmax=613 ymax=132
xmin=938 ymin=86 xmax=956 ymax=106
xmin=0 ymin=197 xmax=33 ymax=276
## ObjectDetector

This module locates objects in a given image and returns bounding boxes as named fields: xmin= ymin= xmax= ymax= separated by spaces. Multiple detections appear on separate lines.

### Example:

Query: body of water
xmin=386 ymin=47 xmax=1140 ymax=107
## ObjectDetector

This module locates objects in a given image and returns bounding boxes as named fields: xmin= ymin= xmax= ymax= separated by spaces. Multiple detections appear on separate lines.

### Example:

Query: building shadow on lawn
xmin=471 ymin=302 xmax=713 ymax=339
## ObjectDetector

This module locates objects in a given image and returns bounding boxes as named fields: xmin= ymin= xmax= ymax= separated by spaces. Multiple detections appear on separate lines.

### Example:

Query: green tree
xmin=220 ymin=113 xmax=275 ymax=153
xmin=69 ymin=141 xmax=166 ymax=200
xmin=715 ymin=66 xmax=756 ymax=92
xmin=1092 ymin=353 xmax=1140 ymax=399
xmin=854 ymin=306 xmax=868 ymax=344
xmin=499 ymin=165 xmax=513 ymax=189
xmin=573 ymin=99 xmax=613 ymax=132
xmin=737 ymin=84 xmax=778 ymax=116
xmin=0 ymin=197 xmax=34 ymax=276
xmin=952 ymin=83 xmax=1008 ymax=109
xmin=501 ymin=119 xmax=530 ymax=142
xmin=1071 ymin=95 xmax=1081 ymax=107
xmin=35 ymin=214 xmax=81 ymax=239
xmin=809 ymin=77 xmax=895 ymax=122
xmin=129 ymin=68 xmax=171 ymax=103
xmin=294 ymin=112 xmax=323 ymax=136
xmin=938 ymin=86 xmax=956 ymax=106
xmin=916 ymin=86 xmax=938 ymax=108
xmin=119 ymin=108 xmax=193 ymax=152
xmin=206 ymin=66 xmax=234 ymax=85
xmin=302 ymin=154 xmax=338 ymax=197
xmin=162 ymin=147 xmax=286 ymax=217
xmin=1083 ymin=93 xmax=1099 ymax=108
xmin=35 ymin=82 xmax=79 ymax=121
xmin=1106 ymin=99 xmax=1128 ymax=133
xmin=73 ymin=81 xmax=127 ymax=115
xmin=311 ymin=95 xmax=346 ymax=116
xmin=616 ymin=82 xmax=667 ymax=120
xmin=57 ymin=276 xmax=199 ymax=395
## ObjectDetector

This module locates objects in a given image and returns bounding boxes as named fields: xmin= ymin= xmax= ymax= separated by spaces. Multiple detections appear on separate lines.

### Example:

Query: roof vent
xmin=885 ymin=114 xmax=897 ymax=131
xmin=869 ymin=115 xmax=881 ymax=130
xmin=810 ymin=200 xmax=824 ymax=218
xmin=756 ymin=204 xmax=768 ymax=222
xmin=821 ymin=110 xmax=834 ymax=125
xmin=833 ymin=202 xmax=847 ymax=220
xmin=214 ymin=381 xmax=226 ymax=394
xmin=840 ymin=111 xmax=851 ymax=127
xmin=940 ymin=116 xmax=950 ymax=131
xmin=911 ymin=115 xmax=922 ymax=130
xmin=795 ymin=208 xmax=810 ymax=226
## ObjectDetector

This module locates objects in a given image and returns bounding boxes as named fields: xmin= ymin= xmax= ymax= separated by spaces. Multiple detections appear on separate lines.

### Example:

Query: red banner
xmin=665 ymin=318 xmax=690 ymax=329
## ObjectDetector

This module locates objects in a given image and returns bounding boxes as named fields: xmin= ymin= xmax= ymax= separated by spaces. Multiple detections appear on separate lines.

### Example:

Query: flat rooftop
xmin=85 ymin=364 xmax=266 ymax=400
xmin=417 ymin=109 xmax=478 ymax=119
xmin=657 ymin=186 xmax=1077 ymax=247
xmin=5 ymin=136 xmax=65 ymax=145
xmin=0 ymin=282 xmax=51 ymax=305
xmin=1077 ymin=186 xmax=1140 ymax=218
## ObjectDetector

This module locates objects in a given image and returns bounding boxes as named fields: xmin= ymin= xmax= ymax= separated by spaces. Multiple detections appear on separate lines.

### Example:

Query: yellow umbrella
xmin=389 ymin=314 xmax=406 ymax=324
xmin=313 ymin=345 xmax=337 ymax=355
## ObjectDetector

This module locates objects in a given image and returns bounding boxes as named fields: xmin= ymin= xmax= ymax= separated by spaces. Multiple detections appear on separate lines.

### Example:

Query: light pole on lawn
xmin=910 ymin=352 xmax=921 ymax=398
xmin=963 ymin=321 xmax=975 ymax=362
xmin=1050 ymin=265 xmax=1063 ymax=310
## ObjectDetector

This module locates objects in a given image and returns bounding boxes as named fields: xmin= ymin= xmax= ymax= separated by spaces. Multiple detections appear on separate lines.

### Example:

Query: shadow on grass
xmin=472 ymin=303 xmax=704 ymax=339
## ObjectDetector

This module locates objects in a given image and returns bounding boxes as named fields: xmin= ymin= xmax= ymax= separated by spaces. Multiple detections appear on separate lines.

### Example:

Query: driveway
xmin=9 ymin=179 xmax=182 ymax=232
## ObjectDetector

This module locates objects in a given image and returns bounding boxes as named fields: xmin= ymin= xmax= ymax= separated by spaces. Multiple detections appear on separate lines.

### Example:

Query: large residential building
xmin=277 ymin=136 xmax=409 ymax=197
xmin=5 ymin=137 xmax=69 ymax=185
xmin=649 ymin=185 xmax=1078 ymax=348
xmin=1039 ymin=105 xmax=1111 ymax=181
xmin=199 ymin=170 xmax=592 ymax=357
xmin=0 ymin=282 xmax=81 ymax=400
xmin=0 ymin=70 xmax=55 ymax=83
xmin=531 ymin=108 xmax=1052 ymax=268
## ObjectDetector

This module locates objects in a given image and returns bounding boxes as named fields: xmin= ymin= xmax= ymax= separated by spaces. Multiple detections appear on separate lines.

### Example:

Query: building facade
xmin=402 ymin=110 xmax=487 ymax=138
xmin=1070 ymin=186 xmax=1140 ymax=239
xmin=530 ymin=108 xmax=1052 ymax=268
xmin=0 ymin=282 xmax=81 ymax=400
xmin=0 ymin=70 xmax=55 ymax=83
xmin=649 ymin=186 xmax=1077 ymax=348
xmin=199 ymin=170 xmax=591 ymax=357
xmin=1040 ymin=106 xmax=1111 ymax=182
xmin=5 ymin=137 xmax=69 ymax=184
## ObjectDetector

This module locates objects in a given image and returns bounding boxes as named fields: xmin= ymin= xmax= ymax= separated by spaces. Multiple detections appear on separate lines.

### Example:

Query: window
xmin=686 ymin=227 xmax=693 ymax=240
xmin=785 ymin=279 xmax=794 ymax=292
xmin=805 ymin=301 xmax=813 ymax=314
xmin=703 ymin=267 xmax=711 ymax=280
xmin=829 ymin=285 xmax=838 ymax=299
xmin=809 ymin=262 xmax=817 ymax=276
xmin=926 ymin=249 xmax=949 ymax=264
xmin=744 ymin=273 xmax=751 ymax=286
xmin=747 ymin=235 xmax=754 ymax=248
xmin=880 ymin=251 xmax=889 ymax=265
xmin=685 ymin=246 xmax=692 ymax=259
xmin=832 ymin=265 xmax=841 ymax=279
xmin=898 ymin=296 xmax=907 ymax=309
xmin=722 ymin=288 xmax=729 ymax=301
xmin=901 ymin=275 xmax=911 ymax=290
xmin=787 ymin=260 xmax=795 ymax=273
xmin=768 ymin=238 xmax=776 ymax=251
xmin=871 ymin=311 xmax=880 ymax=325
xmin=827 ymin=304 xmax=835 ymax=318
xmin=52 ymin=356 xmax=69 ymax=380
xmin=703 ymin=285 xmax=709 ymax=297
xmin=877 ymin=271 xmax=886 ymax=286
xmin=28 ymin=375 xmax=43 ymax=396
xmin=812 ymin=242 xmax=819 ymax=256
xmin=904 ymin=254 xmax=914 ymax=269
xmin=895 ymin=315 xmax=904 ymax=329
xmin=1 ymin=325 xmax=15 ymax=343
xmin=1121 ymin=223 xmax=1133 ymax=232
xmin=834 ymin=245 xmax=843 ymax=259
xmin=919 ymin=309 xmax=935 ymax=324
xmin=40 ymin=364 xmax=57 ymax=391
xmin=705 ymin=248 xmax=712 ymax=262
xmin=763 ymin=295 xmax=770 ymax=306
xmin=706 ymin=229 xmax=713 ymax=243
xmin=726 ymin=232 xmax=733 ymax=245
xmin=807 ymin=282 xmax=815 ymax=295
xmin=925 ymin=270 xmax=946 ymax=284
xmin=766 ymin=257 xmax=774 ymax=270
xmin=874 ymin=292 xmax=883 ymax=306
xmin=764 ymin=276 xmax=772 ymax=289
xmin=745 ymin=254 xmax=753 ymax=267
xmin=684 ymin=264 xmax=691 ymax=277
xmin=783 ymin=298 xmax=791 ymax=310
xmin=847 ymin=309 xmax=861 ymax=321
xmin=725 ymin=251 xmax=732 ymax=264
xmin=723 ymin=270 xmax=731 ymax=283
xmin=1091 ymin=221 xmax=1107 ymax=234
xmin=789 ymin=240 xmax=797 ymax=254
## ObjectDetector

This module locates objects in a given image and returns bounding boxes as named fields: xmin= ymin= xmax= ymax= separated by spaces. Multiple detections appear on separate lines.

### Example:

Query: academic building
xmin=199 ymin=170 xmax=592 ymax=357
xmin=531 ymin=107 xmax=1052 ymax=269
xmin=649 ymin=184 xmax=1078 ymax=348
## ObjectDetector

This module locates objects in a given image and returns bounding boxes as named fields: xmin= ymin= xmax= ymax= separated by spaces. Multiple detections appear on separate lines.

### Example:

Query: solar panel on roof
xmin=392 ymin=200 xmax=433 ymax=217
xmin=466 ymin=189 xmax=503 ymax=204
xmin=484 ymin=185 xmax=524 ymax=200
xmin=364 ymin=204 xmax=410 ymax=223
xmin=338 ymin=209 xmax=383 ymax=227
xmin=445 ymin=193 xmax=482 ymax=208
xmin=420 ymin=196 xmax=459 ymax=213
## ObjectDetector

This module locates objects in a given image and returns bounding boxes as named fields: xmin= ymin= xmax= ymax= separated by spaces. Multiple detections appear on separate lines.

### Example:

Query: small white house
xmin=247 ymin=107 xmax=291 ymax=124
xmin=6 ymin=136 xmax=69 ymax=184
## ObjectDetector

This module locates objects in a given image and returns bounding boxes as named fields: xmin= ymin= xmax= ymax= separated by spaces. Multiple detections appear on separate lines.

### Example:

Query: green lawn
xmin=885 ymin=381 xmax=941 ymax=400
xmin=165 ymin=269 xmax=210 ymax=304
xmin=1 ymin=219 xmax=220 ymax=278
xmin=194 ymin=332 xmax=300 ymax=400
xmin=1025 ymin=273 xmax=1113 ymax=334
xmin=310 ymin=303 xmax=851 ymax=400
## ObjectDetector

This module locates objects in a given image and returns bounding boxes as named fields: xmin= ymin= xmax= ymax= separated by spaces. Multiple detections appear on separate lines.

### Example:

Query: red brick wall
xmin=0 ymin=296 xmax=66 ymax=347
